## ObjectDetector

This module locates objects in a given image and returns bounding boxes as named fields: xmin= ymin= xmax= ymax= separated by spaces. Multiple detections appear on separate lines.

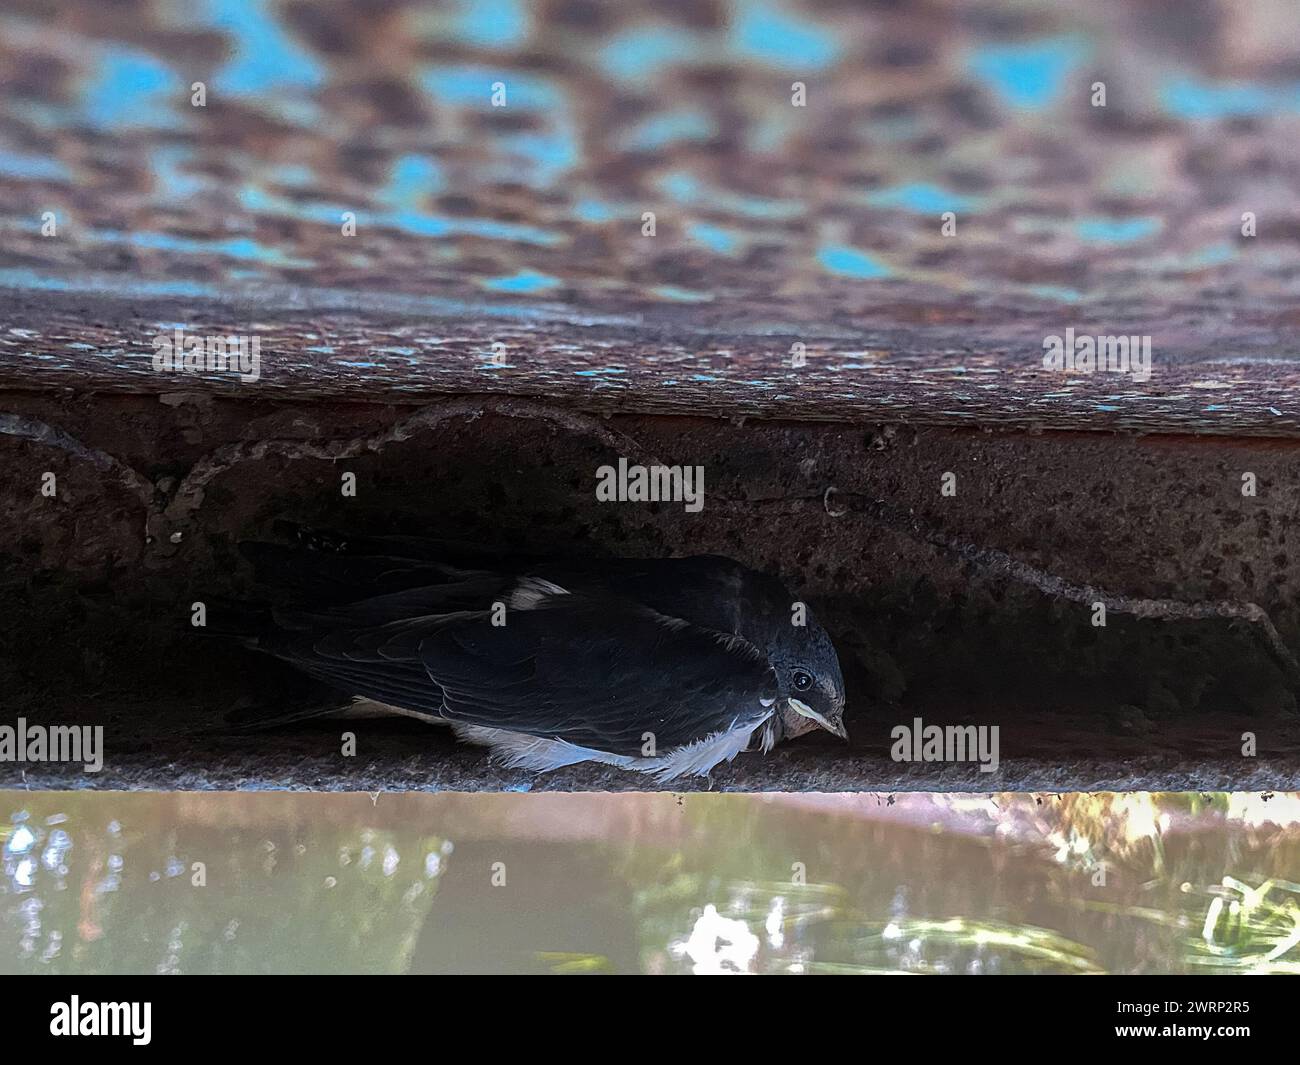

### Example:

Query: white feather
xmin=451 ymin=713 xmax=774 ymax=781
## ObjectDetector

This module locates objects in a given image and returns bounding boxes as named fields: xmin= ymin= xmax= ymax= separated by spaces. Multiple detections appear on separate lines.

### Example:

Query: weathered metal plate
xmin=2 ymin=0 xmax=1300 ymax=433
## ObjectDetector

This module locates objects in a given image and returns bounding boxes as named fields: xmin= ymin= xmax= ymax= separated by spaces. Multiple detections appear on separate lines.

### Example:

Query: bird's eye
xmin=793 ymin=670 xmax=813 ymax=691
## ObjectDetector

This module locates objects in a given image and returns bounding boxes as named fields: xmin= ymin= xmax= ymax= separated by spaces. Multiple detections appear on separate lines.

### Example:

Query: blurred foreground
xmin=2 ymin=791 xmax=1298 ymax=975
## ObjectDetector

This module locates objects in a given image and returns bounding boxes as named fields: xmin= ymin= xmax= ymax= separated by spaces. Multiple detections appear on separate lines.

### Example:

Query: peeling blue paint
xmin=0 ymin=269 xmax=219 ymax=299
xmin=203 ymin=0 xmax=324 ymax=94
xmin=732 ymin=2 xmax=838 ymax=70
xmin=84 ymin=50 xmax=181 ymax=130
xmin=150 ymin=147 xmax=206 ymax=199
xmin=422 ymin=65 xmax=559 ymax=109
xmin=385 ymin=155 xmax=444 ymax=205
xmin=817 ymin=245 xmax=891 ymax=279
xmin=502 ymin=127 xmax=578 ymax=181
xmin=0 ymin=152 xmax=70 ymax=181
xmin=868 ymin=183 xmax=974 ymax=214
xmin=660 ymin=170 xmax=800 ymax=220
xmin=483 ymin=269 xmax=559 ymax=293
xmin=968 ymin=37 xmax=1086 ymax=110
xmin=574 ymin=200 xmax=617 ymax=224
xmin=452 ymin=0 xmax=528 ymax=50
xmin=622 ymin=109 xmax=716 ymax=150
xmin=599 ymin=27 xmax=701 ymax=82
xmin=1186 ymin=243 xmax=1235 ymax=268
xmin=1161 ymin=76 xmax=1300 ymax=119
xmin=688 ymin=221 xmax=742 ymax=255
xmin=89 ymin=228 xmax=306 ymax=266
xmin=1076 ymin=216 xmax=1161 ymax=243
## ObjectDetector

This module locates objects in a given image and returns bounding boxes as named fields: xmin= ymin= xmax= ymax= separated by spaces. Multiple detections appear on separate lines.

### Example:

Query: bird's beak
xmin=787 ymin=698 xmax=849 ymax=741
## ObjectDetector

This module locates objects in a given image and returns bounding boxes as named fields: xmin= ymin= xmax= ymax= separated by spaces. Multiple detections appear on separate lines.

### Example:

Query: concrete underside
xmin=3 ymin=390 xmax=1298 ymax=791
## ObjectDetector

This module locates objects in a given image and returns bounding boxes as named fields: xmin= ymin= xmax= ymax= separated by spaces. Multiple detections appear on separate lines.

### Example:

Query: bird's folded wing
xmin=287 ymin=591 xmax=780 ymax=755
xmin=415 ymin=595 xmax=780 ymax=754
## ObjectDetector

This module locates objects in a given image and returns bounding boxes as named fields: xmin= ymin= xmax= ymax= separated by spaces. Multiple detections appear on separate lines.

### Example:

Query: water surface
xmin=3 ymin=792 xmax=1298 ymax=974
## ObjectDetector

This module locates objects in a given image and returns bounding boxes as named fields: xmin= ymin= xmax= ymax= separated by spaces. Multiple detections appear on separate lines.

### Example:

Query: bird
xmin=224 ymin=529 xmax=848 ymax=782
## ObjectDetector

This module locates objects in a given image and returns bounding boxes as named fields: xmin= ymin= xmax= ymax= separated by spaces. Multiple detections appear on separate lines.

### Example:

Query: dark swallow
xmin=229 ymin=532 xmax=847 ymax=781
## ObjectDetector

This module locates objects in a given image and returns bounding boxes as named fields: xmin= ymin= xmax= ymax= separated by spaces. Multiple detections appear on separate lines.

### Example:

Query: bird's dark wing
xmin=415 ymin=593 xmax=780 ymax=754
xmin=271 ymin=587 xmax=779 ymax=755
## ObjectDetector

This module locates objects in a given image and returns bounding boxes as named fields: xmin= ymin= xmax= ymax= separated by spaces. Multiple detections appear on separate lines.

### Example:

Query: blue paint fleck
xmin=968 ymin=37 xmax=1086 ymax=110
xmin=688 ymin=221 xmax=742 ymax=255
xmin=203 ymin=0 xmax=324 ymax=94
xmin=661 ymin=171 xmax=701 ymax=202
xmin=1186 ymin=243 xmax=1235 ymax=268
xmin=483 ymin=270 xmax=559 ymax=293
xmin=151 ymin=147 xmax=207 ymax=199
xmin=600 ymin=27 xmax=700 ymax=81
xmin=329 ymin=205 xmax=560 ymax=245
xmin=1161 ymin=76 xmax=1300 ymax=119
xmin=659 ymin=170 xmax=801 ymax=220
xmin=732 ymin=2 xmax=838 ymax=70
xmin=89 ymin=228 xmax=305 ymax=265
xmin=385 ymin=155 xmax=443 ymax=205
xmin=1076 ymin=216 xmax=1161 ymax=243
xmin=503 ymin=127 xmax=578 ymax=177
xmin=422 ymin=65 xmax=559 ymax=109
xmin=378 ymin=211 xmax=449 ymax=237
xmin=868 ymin=183 xmax=974 ymax=214
xmin=452 ymin=0 xmax=528 ymax=50
xmin=83 ymin=50 xmax=181 ymax=129
xmin=0 ymin=269 xmax=219 ymax=299
xmin=574 ymin=199 xmax=616 ymax=224
xmin=622 ymin=109 xmax=715 ymax=150
xmin=0 ymin=152 xmax=70 ymax=181
xmin=817 ymin=245 xmax=891 ymax=279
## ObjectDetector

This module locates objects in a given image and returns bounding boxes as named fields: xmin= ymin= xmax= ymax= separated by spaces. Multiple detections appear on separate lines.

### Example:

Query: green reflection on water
xmin=2 ymin=792 xmax=1298 ymax=974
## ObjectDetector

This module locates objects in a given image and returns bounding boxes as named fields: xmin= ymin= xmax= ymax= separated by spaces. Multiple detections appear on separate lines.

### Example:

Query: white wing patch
xmin=644 ymin=721 xmax=764 ymax=782
xmin=451 ymin=723 xmax=637 ymax=771
xmin=451 ymin=712 xmax=776 ymax=782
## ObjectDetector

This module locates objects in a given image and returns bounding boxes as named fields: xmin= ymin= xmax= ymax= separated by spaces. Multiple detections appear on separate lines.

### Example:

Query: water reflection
xmin=2 ymin=792 xmax=1298 ymax=974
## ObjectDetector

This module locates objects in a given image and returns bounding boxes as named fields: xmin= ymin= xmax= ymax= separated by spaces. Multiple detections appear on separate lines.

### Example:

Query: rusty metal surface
xmin=4 ymin=393 xmax=1300 ymax=791
xmin=2 ymin=0 xmax=1300 ymax=433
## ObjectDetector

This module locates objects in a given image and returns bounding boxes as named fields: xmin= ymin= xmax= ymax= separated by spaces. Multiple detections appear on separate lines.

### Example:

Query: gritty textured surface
xmin=2 ymin=0 xmax=1300 ymax=434
xmin=2 ymin=392 xmax=1299 ymax=791
xmin=3 ymin=0 xmax=1300 ymax=789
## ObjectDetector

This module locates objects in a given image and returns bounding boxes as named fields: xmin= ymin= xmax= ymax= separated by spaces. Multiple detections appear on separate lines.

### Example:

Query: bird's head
xmin=767 ymin=607 xmax=847 ymax=742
